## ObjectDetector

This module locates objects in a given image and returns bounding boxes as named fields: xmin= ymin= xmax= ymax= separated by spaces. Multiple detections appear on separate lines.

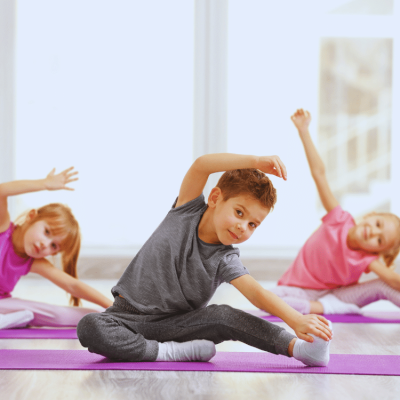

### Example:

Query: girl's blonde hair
xmin=16 ymin=203 xmax=81 ymax=306
xmin=363 ymin=212 xmax=400 ymax=268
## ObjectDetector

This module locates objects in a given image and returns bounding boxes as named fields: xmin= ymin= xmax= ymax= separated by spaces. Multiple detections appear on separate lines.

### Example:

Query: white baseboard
xmin=238 ymin=246 xmax=300 ymax=259
xmin=80 ymin=245 xmax=300 ymax=259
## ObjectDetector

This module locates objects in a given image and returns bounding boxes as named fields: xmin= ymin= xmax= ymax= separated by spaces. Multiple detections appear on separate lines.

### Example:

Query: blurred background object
xmin=319 ymin=37 xmax=392 ymax=215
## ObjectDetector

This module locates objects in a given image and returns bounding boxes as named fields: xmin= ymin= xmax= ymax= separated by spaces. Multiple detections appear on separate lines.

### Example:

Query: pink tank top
xmin=278 ymin=206 xmax=378 ymax=289
xmin=0 ymin=222 xmax=34 ymax=299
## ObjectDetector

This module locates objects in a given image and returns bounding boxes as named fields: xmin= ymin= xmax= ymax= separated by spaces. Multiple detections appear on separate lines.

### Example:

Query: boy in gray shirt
xmin=78 ymin=153 xmax=333 ymax=367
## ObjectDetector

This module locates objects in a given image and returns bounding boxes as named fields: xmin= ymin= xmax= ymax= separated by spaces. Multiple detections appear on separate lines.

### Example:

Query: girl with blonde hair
xmin=0 ymin=167 xmax=112 ymax=329
xmin=271 ymin=109 xmax=400 ymax=315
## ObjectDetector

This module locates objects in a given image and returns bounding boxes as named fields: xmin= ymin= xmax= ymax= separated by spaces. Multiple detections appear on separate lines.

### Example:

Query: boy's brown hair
xmin=216 ymin=168 xmax=277 ymax=210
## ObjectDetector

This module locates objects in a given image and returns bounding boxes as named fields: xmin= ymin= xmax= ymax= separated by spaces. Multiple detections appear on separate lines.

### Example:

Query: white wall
xmin=227 ymin=0 xmax=321 ymax=251
xmin=14 ymin=0 xmax=194 ymax=252
xmin=227 ymin=0 xmax=400 ymax=253
xmin=10 ymin=0 xmax=400 ymax=258
xmin=0 ymin=0 xmax=16 ymax=187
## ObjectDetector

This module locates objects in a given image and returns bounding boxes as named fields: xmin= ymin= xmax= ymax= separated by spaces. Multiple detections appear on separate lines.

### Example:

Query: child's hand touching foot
xmin=293 ymin=314 xmax=333 ymax=342
xmin=291 ymin=320 xmax=333 ymax=367
xmin=291 ymin=109 xmax=312 ymax=135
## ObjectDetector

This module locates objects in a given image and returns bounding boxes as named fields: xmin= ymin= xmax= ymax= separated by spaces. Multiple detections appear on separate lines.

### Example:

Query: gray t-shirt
xmin=112 ymin=194 xmax=249 ymax=315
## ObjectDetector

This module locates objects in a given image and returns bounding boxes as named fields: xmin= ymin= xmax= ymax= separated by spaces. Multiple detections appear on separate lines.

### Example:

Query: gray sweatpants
xmin=77 ymin=296 xmax=295 ymax=362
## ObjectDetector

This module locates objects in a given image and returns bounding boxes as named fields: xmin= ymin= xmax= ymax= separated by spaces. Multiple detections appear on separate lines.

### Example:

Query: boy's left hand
xmin=257 ymin=155 xmax=287 ymax=180
xmin=293 ymin=314 xmax=332 ymax=342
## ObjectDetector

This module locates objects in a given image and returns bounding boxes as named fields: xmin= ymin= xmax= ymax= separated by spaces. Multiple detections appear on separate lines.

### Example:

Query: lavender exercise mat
xmin=246 ymin=310 xmax=400 ymax=323
xmin=0 ymin=329 xmax=77 ymax=339
xmin=1 ymin=311 xmax=400 ymax=340
xmin=0 ymin=350 xmax=399 ymax=375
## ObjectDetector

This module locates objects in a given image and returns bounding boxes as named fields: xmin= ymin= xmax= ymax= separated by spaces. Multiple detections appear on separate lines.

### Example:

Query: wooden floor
xmin=1 ymin=278 xmax=400 ymax=400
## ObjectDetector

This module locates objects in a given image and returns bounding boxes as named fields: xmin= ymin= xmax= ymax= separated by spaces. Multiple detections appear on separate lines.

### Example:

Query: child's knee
xmin=376 ymin=279 xmax=396 ymax=298
xmin=208 ymin=304 xmax=248 ymax=328
xmin=77 ymin=313 xmax=104 ymax=347
xmin=208 ymin=304 xmax=236 ymax=319
xmin=366 ymin=279 xmax=392 ymax=300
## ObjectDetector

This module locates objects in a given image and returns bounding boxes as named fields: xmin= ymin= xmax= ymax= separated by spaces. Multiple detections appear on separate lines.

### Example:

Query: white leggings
xmin=0 ymin=297 xmax=102 ymax=327
xmin=271 ymin=279 xmax=400 ymax=314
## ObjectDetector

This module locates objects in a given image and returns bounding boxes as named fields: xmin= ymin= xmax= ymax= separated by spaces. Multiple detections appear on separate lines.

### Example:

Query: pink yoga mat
xmin=0 ymin=350 xmax=399 ymax=375
xmin=246 ymin=310 xmax=400 ymax=323
xmin=0 ymin=329 xmax=77 ymax=339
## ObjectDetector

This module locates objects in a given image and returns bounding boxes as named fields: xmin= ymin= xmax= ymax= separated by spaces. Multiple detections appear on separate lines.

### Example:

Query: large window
xmin=228 ymin=0 xmax=399 ymax=252
xmin=15 ymin=1 xmax=194 ymax=252
xmin=13 ymin=0 xmax=399 ymax=255
xmin=319 ymin=38 xmax=392 ymax=214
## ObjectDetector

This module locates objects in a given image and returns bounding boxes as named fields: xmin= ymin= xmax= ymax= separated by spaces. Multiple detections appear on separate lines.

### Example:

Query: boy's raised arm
xmin=176 ymin=153 xmax=287 ymax=208
xmin=291 ymin=109 xmax=338 ymax=213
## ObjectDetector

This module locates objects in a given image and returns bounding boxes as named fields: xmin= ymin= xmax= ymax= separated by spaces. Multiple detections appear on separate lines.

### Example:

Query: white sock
xmin=292 ymin=321 xmax=332 ymax=367
xmin=0 ymin=310 xmax=34 ymax=330
xmin=156 ymin=340 xmax=216 ymax=362
xmin=319 ymin=294 xmax=362 ymax=315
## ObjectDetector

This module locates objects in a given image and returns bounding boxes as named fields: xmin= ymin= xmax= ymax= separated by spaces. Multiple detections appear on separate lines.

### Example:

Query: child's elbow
xmin=391 ymin=280 xmax=400 ymax=292
xmin=192 ymin=156 xmax=211 ymax=174
xmin=384 ymin=275 xmax=400 ymax=292
xmin=311 ymin=167 xmax=326 ymax=179
xmin=193 ymin=155 xmax=206 ymax=168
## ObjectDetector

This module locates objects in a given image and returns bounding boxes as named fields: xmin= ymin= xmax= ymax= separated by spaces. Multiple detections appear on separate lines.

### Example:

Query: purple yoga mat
xmin=0 ymin=329 xmax=77 ymax=339
xmin=2 ymin=311 xmax=399 ymax=341
xmin=0 ymin=350 xmax=399 ymax=375
xmin=246 ymin=310 xmax=400 ymax=323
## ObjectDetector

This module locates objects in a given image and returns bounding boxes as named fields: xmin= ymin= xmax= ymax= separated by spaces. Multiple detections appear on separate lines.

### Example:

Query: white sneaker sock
xmin=319 ymin=294 xmax=362 ymax=314
xmin=292 ymin=321 xmax=332 ymax=367
xmin=0 ymin=310 xmax=34 ymax=330
xmin=156 ymin=340 xmax=216 ymax=362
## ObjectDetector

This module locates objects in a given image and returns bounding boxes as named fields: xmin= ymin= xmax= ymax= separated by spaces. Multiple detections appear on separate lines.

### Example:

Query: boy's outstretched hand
xmin=44 ymin=167 xmax=79 ymax=191
xmin=291 ymin=109 xmax=311 ymax=135
xmin=257 ymin=155 xmax=287 ymax=180
xmin=293 ymin=314 xmax=333 ymax=342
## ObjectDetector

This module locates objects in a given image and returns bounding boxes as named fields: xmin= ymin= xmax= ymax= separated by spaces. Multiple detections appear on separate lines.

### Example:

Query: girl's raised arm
xmin=0 ymin=191 xmax=10 ymax=232
xmin=0 ymin=167 xmax=78 ymax=232
xmin=291 ymin=109 xmax=338 ymax=213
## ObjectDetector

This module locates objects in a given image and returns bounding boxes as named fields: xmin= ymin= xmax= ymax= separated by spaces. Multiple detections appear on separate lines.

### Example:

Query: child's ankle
xmin=309 ymin=301 xmax=324 ymax=314
xmin=287 ymin=338 xmax=296 ymax=357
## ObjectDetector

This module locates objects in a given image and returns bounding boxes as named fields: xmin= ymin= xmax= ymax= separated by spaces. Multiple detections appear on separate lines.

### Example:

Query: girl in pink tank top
xmin=270 ymin=109 xmax=400 ymax=315
xmin=0 ymin=167 xmax=113 ymax=329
